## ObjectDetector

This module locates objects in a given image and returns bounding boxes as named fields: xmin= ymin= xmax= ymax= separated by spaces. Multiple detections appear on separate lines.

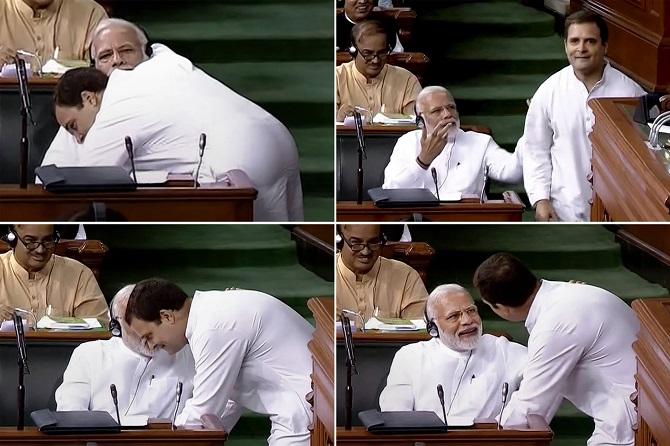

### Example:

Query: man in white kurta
xmin=474 ymin=253 xmax=639 ymax=445
xmin=383 ymin=86 xmax=522 ymax=198
xmin=125 ymin=280 xmax=313 ymax=446
xmin=522 ymin=11 xmax=644 ymax=222
xmin=55 ymin=286 xmax=199 ymax=424
xmin=379 ymin=284 xmax=526 ymax=420
xmin=41 ymin=44 xmax=303 ymax=222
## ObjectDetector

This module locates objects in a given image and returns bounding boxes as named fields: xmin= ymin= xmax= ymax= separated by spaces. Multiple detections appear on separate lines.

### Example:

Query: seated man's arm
xmin=176 ymin=327 xmax=248 ymax=426
xmin=400 ymin=268 xmax=428 ymax=319
xmin=382 ymin=135 xmax=430 ymax=189
xmin=55 ymin=344 xmax=94 ymax=411
xmin=502 ymin=329 xmax=582 ymax=426
xmin=522 ymin=91 xmax=554 ymax=211
xmin=72 ymin=266 xmax=110 ymax=326
xmin=484 ymin=137 xmax=523 ymax=184
xmin=379 ymin=347 xmax=415 ymax=411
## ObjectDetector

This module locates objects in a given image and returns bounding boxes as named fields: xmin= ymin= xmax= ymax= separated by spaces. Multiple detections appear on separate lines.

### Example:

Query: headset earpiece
xmin=109 ymin=302 xmax=122 ymax=337
xmin=145 ymin=42 xmax=153 ymax=57
xmin=416 ymin=114 xmax=424 ymax=129
xmin=5 ymin=229 xmax=17 ymax=248
xmin=424 ymin=306 xmax=439 ymax=338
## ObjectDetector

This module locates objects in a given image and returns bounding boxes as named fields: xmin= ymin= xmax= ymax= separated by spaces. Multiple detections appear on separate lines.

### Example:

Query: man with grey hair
xmin=383 ymin=86 xmax=522 ymax=199
xmin=379 ymin=284 xmax=526 ymax=421
xmin=89 ymin=18 xmax=151 ymax=75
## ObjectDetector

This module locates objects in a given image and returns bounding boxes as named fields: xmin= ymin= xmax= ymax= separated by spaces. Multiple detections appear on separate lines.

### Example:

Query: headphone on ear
xmin=109 ymin=302 xmax=122 ymax=337
xmin=3 ymin=226 xmax=17 ymax=248
xmin=424 ymin=304 xmax=439 ymax=338
xmin=414 ymin=104 xmax=424 ymax=128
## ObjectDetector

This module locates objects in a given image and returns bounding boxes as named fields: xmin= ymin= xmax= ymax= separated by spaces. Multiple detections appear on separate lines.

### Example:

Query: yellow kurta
xmin=0 ymin=251 xmax=109 ymax=325
xmin=0 ymin=0 xmax=107 ymax=64
xmin=336 ymin=61 xmax=421 ymax=118
xmin=336 ymin=252 xmax=427 ymax=321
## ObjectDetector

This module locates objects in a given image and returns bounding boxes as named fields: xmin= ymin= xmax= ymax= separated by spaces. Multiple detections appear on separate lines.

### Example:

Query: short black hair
xmin=125 ymin=278 xmax=189 ymax=324
xmin=564 ymin=10 xmax=609 ymax=44
xmin=473 ymin=253 xmax=537 ymax=308
xmin=54 ymin=67 xmax=108 ymax=108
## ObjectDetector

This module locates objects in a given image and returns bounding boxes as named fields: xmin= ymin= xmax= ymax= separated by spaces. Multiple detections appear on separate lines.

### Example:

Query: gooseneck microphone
xmin=479 ymin=165 xmax=489 ymax=203
xmin=14 ymin=311 xmax=29 ymax=431
xmin=497 ymin=382 xmax=509 ymax=430
xmin=431 ymin=167 xmax=440 ymax=201
xmin=353 ymin=110 xmax=367 ymax=204
xmin=436 ymin=384 xmax=448 ymax=429
xmin=194 ymin=133 xmax=206 ymax=189
xmin=124 ymin=136 xmax=137 ymax=184
xmin=15 ymin=57 xmax=34 ymax=124
xmin=172 ymin=381 xmax=183 ymax=431
xmin=110 ymin=384 xmax=121 ymax=426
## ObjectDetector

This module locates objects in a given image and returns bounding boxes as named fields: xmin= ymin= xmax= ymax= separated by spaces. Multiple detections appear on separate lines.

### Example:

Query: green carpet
xmin=113 ymin=0 xmax=333 ymax=221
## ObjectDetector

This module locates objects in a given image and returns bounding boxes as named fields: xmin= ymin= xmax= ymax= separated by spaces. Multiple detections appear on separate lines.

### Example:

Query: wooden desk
xmin=0 ymin=426 xmax=226 ymax=445
xmin=337 ymin=196 xmax=524 ymax=222
xmin=336 ymin=52 xmax=429 ymax=84
xmin=632 ymin=298 xmax=670 ymax=446
xmin=589 ymin=98 xmax=670 ymax=221
xmin=308 ymin=298 xmax=335 ymax=446
xmin=0 ymin=170 xmax=257 ymax=221
xmin=336 ymin=421 xmax=553 ymax=445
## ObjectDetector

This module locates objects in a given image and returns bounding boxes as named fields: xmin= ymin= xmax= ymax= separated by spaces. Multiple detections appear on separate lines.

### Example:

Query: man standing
xmin=336 ymin=224 xmax=427 ymax=321
xmin=0 ymin=224 xmax=109 ymax=324
xmin=125 ymin=279 xmax=313 ymax=445
xmin=473 ymin=253 xmax=638 ymax=444
xmin=337 ymin=20 xmax=420 ymax=121
xmin=522 ymin=10 xmax=644 ymax=222
xmin=380 ymin=284 xmax=526 ymax=420
xmin=383 ymin=86 xmax=522 ymax=196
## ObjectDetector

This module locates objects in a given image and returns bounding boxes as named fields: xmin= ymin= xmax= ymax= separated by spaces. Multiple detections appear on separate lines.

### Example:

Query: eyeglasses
xmin=440 ymin=305 xmax=479 ymax=323
xmin=342 ymin=236 xmax=384 ymax=253
xmin=358 ymin=49 xmax=390 ymax=63
xmin=13 ymin=232 xmax=59 ymax=251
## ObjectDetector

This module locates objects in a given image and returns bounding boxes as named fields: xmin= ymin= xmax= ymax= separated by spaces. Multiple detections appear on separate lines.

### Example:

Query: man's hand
xmin=0 ymin=304 xmax=15 ymax=322
xmin=417 ymin=120 xmax=453 ymax=168
xmin=534 ymin=199 xmax=558 ymax=221
xmin=337 ymin=104 xmax=356 ymax=121
xmin=0 ymin=45 xmax=17 ymax=69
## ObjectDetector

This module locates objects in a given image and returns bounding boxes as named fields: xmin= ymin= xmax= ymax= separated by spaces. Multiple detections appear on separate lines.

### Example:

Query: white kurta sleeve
xmin=522 ymin=87 xmax=554 ymax=207
xmin=483 ymin=138 xmax=522 ymax=184
xmin=219 ymin=399 xmax=245 ymax=432
xmin=39 ymin=127 xmax=81 ymax=171
xmin=55 ymin=344 xmax=94 ymax=411
xmin=176 ymin=328 xmax=248 ymax=426
xmin=502 ymin=329 xmax=582 ymax=426
xmin=383 ymin=135 xmax=430 ymax=189
xmin=379 ymin=348 xmax=415 ymax=411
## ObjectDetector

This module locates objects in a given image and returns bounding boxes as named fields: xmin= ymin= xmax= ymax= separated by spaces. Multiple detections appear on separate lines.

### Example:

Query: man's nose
xmin=577 ymin=41 xmax=587 ymax=53
xmin=33 ymin=243 xmax=47 ymax=254
xmin=111 ymin=50 xmax=123 ymax=67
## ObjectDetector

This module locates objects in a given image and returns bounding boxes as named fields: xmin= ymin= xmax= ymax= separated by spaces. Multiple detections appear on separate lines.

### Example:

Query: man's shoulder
xmin=481 ymin=333 xmax=527 ymax=355
xmin=66 ymin=0 xmax=107 ymax=14
xmin=380 ymin=256 xmax=420 ymax=276
xmin=336 ymin=61 xmax=354 ymax=77
xmin=605 ymin=64 xmax=645 ymax=95
xmin=396 ymin=129 xmax=422 ymax=145
xmin=395 ymin=339 xmax=432 ymax=357
xmin=386 ymin=64 xmax=419 ymax=82
xmin=52 ymin=254 xmax=95 ymax=275
xmin=458 ymin=128 xmax=493 ymax=146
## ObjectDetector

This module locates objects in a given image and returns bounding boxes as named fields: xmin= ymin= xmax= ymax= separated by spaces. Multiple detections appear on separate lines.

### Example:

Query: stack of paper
xmin=372 ymin=112 xmax=416 ymax=125
xmin=365 ymin=316 xmax=417 ymax=331
xmin=36 ymin=316 xmax=102 ymax=330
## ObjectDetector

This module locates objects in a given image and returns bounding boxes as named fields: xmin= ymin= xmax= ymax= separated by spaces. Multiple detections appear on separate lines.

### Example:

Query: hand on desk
xmin=0 ymin=304 xmax=14 ymax=322
xmin=337 ymin=103 xmax=356 ymax=121
xmin=534 ymin=199 xmax=558 ymax=222
xmin=0 ymin=45 xmax=17 ymax=69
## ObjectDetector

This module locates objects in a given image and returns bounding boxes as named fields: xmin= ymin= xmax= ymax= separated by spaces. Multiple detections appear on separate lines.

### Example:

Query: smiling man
xmin=0 ymin=224 xmax=109 ymax=324
xmin=379 ymin=284 xmax=527 ymax=420
xmin=521 ymin=10 xmax=645 ymax=222
xmin=124 ymin=278 xmax=313 ymax=445
xmin=335 ymin=224 xmax=427 ymax=321
xmin=336 ymin=20 xmax=420 ymax=121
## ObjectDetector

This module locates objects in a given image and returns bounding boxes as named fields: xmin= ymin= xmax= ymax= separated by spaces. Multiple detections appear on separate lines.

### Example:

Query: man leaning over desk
xmin=0 ymin=224 xmax=109 ymax=326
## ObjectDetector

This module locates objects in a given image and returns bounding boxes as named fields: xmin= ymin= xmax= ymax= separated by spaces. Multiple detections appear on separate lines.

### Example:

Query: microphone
xmin=497 ymin=382 xmax=509 ymax=430
xmin=110 ymin=384 xmax=121 ymax=426
xmin=479 ymin=165 xmax=489 ymax=203
xmin=172 ymin=381 xmax=183 ymax=431
xmin=341 ymin=309 xmax=365 ymax=332
xmin=352 ymin=110 xmax=367 ymax=160
xmin=436 ymin=384 xmax=448 ymax=429
xmin=15 ymin=57 xmax=34 ymax=124
xmin=431 ymin=167 xmax=440 ymax=201
xmin=194 ymin=133 xmax=206 ymax=189
xmin=13 ymin=311 xmax=29 ymax=373
xmin=124 ymin=136 xmax=138 ymax=184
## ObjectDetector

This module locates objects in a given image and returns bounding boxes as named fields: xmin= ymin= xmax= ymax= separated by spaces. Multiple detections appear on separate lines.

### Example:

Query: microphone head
xmin=502 ymin=382 xmax=509 ymax=396
xmin=124 ymin=136 xmax=133 ymax=155
xmin=199 ymin=133 xmax=206 ymax=149
xmin=110 ymin=384 xmax=117 ymax=398
xmin=176 ymin=381 xmax=183 ymax=396
xmin=431 ymin=167 xmax=438 ymax=180
xmin=437 ymin=384 xmax=445 ymax=403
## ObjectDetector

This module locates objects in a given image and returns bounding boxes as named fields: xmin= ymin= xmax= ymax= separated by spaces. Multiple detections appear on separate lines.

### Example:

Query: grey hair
xmin=426 ymin=284 xmax=472 ymax=320
xmin=415 ymin=86 xmax=454 ymax=113
xmin=110 ymin=284 xmax=135 ymax=319
xmin=90 ymin=18 xmax=148 ymax=59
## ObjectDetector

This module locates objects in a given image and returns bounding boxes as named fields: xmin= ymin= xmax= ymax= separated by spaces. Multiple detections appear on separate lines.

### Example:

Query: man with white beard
xmin=379 ymin=284 xmax=527 ymax=420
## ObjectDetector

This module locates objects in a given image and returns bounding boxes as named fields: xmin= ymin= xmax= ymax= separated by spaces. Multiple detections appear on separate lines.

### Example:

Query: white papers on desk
xmin=0 ymin=63 xmax=32 ymax=78
xmin=120 ymin=415 xmax=148 ymax=427
xmin=372 ymin=112 xmax=415 ymax=125
xmin=446 ymin=416 xmax=474 ymax=427
xmin=135 ymin=170 xmax=169 ymax=185
xmin=36 ymin=316 xmax=102 ymax=330
xmin=437 ymin=192 xmax=463 ymax=202
xmin=365 ymin=316 xmax=418 ymax=331
xmin=0 ymin=319 xmax=28 ymax=332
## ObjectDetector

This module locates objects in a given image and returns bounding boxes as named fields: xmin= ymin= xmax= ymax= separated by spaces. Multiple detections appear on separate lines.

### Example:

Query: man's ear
xmin=159 ymin=309 xmax=176 ymax=324
xmin=80 ymin=90 xmax=99 ymax=106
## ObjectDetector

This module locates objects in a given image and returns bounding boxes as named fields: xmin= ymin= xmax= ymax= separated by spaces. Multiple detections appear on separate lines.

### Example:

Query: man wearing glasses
xmin=336 ymin=224 xmax=427 ymax=321
xmin=336 ymin=20 xmax=421 ymax=122
xmin=0 ymin=224 xmax=109 ymax=325
xmin=380 ymin=284 xmax=527 ymax=420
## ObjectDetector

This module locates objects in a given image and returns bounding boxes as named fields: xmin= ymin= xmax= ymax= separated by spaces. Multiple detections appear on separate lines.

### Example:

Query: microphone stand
xmin=15 ymin=57 xmax=35 ymax=189
xmin=341 ymin=312 xmax=358 ymax=430
xmin=13 ymin=311 xmax=30 ymax=430
xmin=353 ymin=111 xmax=367 ymax=204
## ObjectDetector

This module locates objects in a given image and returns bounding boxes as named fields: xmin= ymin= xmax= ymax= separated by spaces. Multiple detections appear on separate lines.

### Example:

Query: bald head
xmin=90 ymin=19 xmax=150 ymax=75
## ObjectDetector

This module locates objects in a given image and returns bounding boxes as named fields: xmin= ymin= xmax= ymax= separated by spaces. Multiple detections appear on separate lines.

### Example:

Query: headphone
xmin=109 ymin=301 xmax=122 ymax=337
xmin=2 ymin=225 xmax=60 ymax=249
xmin=425 ymin=304 xmax=439 ymax=338
xmin=414 ymin=104 xmax=424 ymax=128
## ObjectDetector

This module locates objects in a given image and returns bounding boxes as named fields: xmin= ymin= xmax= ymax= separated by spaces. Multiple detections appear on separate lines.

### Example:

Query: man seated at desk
xmin=383 ymin=86 xmax=522 ymax=197
xmin=379 ymin=284 xmax=526 ymax=420
xmin=56 ymin=285 xmax=204 ymax=424
xmin=336 ymin=0 xmax=403 ymax=53
xmin=336 ymin=224 xmax=427 ymax=321
xmin=336 ymin=20 xmax=421 ymax=122
xmin=0 ymin=0 xmax=107 ymax=70
xmin=0 ymin=224 xmax=109 ymax=325
xmin=40 ymin=18 xmax=303 ymax=222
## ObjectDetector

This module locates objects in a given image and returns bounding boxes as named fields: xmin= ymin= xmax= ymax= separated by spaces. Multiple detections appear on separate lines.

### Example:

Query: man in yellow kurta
xmin=336 ymin=20 xmax=421 ymax=122
xmin=0 ymin=224 xmax=109 ymax=325
xmin=0 ymin=0 xmax=107 ymax=69
xmin=336 ymin=224 xmax=427 ymax=321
